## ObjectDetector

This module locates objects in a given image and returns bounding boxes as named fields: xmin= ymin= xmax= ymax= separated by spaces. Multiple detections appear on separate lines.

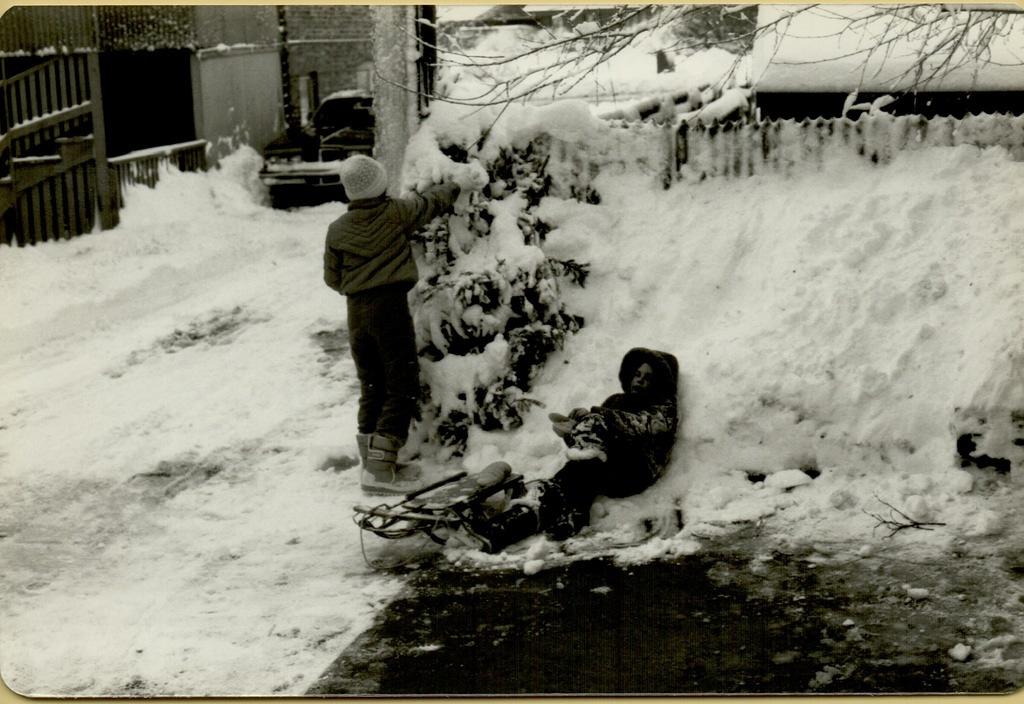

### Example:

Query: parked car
xmin=260 ymin=90 xmax=374 ymax=208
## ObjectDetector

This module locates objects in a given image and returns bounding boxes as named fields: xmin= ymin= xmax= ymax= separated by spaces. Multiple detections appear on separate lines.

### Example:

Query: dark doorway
xmin=99 ymin=49 xmax=196 ymax=157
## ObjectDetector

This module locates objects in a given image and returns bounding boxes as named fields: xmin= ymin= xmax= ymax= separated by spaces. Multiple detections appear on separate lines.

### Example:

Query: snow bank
xmin=622 ymin=144 xmax=1019 ymax=546
xmin=406 ymin=95 xmax=1023 ymax=560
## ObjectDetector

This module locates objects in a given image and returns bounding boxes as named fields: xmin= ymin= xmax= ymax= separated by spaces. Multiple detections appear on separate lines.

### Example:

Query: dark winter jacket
xmin=324 ymin=182 xmax=460 ymax=296
xmin=588 ymin=347 xmax=680 ymax=486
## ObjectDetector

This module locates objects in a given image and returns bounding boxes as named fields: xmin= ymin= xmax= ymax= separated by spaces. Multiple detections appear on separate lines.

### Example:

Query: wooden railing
xmin=110 ymin=140 xmax=208 ymax=207
xmin=0 ymin=54 xmax=108 ymax=246
xmin=1 ymin=137 xmax=98 ymax=244
xmin=1 ymin=54 xmax=92 ymax=171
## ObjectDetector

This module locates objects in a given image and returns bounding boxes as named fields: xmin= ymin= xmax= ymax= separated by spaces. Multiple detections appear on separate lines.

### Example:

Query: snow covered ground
xmin=0 ymin=151 xmax=406 ymax=696
xmin=2 ymin=112 xmax=1023 ymax=695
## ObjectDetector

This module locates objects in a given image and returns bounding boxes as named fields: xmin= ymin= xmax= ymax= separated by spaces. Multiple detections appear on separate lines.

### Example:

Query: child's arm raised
xmin=394 ymin=182 xmax=462 ymax=231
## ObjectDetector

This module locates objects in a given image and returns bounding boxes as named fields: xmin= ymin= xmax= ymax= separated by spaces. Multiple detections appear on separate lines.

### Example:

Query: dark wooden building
xmin=0 ymin=6 xmax=283 ymax=160
xmin=0 ymin=5 xmax=283 ymax=244
xmin=0 ymin=5 xmax=387 ymax=245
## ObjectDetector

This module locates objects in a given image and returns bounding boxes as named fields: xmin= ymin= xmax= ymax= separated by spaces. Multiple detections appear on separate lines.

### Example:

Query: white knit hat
xmin=340 ymin=155 xmax=387 ymax=200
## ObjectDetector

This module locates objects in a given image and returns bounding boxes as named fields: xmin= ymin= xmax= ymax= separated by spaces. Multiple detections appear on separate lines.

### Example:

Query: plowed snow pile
xmin=403 ymin=102 xmax=1023 ymax=563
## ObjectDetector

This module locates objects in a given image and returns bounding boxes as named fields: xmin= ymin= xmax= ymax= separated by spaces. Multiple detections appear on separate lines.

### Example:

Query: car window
xmin=314 ymin=98 xmax=375 ymax=133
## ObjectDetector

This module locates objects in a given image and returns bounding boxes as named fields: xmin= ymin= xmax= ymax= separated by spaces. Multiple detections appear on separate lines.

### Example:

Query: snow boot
xmin=356 ymin=433 xmax=370 ymax=464
xmin=533 ymin=477 xmax=590 ymax=541
xmin=361 ymin=433 xmax=423 ymax=496
xmin=461 ymin=504 xmax=541 ymax=554
xmin=358 ymin=432 xmax=417 ymax=471
xmin=545 ymin=505 xmax=589 ymax=541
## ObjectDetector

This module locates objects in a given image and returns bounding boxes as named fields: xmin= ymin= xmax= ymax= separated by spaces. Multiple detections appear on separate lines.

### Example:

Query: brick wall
xmin=0 ymin=6 xmax=280 ymax=54
xmin=284 ymin=6 xmax=374 ymax=98
xmin=0 ymin=6 xmax=198 ymax=53
xmin=194 ymin=6 xmax=277 ymax=49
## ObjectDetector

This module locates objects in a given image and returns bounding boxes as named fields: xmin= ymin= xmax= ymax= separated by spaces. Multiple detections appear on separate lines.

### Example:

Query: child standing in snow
xmin=324 ymin=154 xmax=484 ymax=495
xmin=459 ymin=347 xmax=680 ymax=552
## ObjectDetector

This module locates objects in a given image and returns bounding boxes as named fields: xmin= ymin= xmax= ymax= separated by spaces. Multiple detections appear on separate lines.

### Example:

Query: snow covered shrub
xmin=406 ymin=132 xmax=593 ymax=457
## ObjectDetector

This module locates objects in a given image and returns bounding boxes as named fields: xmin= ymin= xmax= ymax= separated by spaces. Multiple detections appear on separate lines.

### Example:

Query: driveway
xmin=309 ymin=528 xmax=1024 ymax=694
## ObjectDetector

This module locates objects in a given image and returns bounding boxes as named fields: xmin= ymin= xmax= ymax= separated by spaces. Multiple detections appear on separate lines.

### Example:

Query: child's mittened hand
xmin=568 ymin=407 xmax=589 ymax=421
xmin=548 ymin=412 xmax=574 ymax=438
xmin=456 ymin=162 xmax=488 ymax=192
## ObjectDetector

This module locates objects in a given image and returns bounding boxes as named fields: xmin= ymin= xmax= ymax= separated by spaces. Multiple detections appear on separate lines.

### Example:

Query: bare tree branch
xmin=385 ymin=5 xmax=1023 ymax=112
xmin=864 ymin=495 xmax=946 ymax=538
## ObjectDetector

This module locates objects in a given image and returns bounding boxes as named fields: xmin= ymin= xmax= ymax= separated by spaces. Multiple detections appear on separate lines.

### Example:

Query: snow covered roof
xmin=526 ymin=4 xmax=619 ymax=11
xmin=436 ymin=5 xmax=493 ymax=24
xmin=474 ymin=5 xmax=541 ymax=26
xmin=522 ymin=5 xmax=620 ymax=17
xmin=438 ymin=5 xmax=539 ymax=26
xmin=321 ymin=89 xmax=372 ymax=101
xmin=752 ymin=5 xmax=1024 ymax=93
xmin=438 ymin=4 xmax=623 ymax=27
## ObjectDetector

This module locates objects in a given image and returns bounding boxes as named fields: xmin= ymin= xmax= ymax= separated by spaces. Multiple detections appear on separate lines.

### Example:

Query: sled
xmin=353 ymin=461 xmax=526 ymax=545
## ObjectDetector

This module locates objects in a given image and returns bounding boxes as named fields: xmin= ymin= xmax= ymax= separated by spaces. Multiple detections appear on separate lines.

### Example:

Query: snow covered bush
xmin=404 ymin=128 xmax=585 ymax=456
xmin=401 ymin=103 xmax=665 ymax=457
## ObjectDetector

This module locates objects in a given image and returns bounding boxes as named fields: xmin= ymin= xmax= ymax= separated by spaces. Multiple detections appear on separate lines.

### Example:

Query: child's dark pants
xmin=539 ymin=449 xmax=657 ymax=538
xmin=346 ymin=284 xmax=419 ymax=442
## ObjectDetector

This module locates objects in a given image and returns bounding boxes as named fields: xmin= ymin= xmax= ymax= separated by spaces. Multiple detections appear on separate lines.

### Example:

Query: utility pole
xmin=89 ymin=7 xmax=117 ymax=229
xmin=277 ymin=5 xmax=298 ymax=134
xmin=415 ymin=5 xmax=436 ymax=119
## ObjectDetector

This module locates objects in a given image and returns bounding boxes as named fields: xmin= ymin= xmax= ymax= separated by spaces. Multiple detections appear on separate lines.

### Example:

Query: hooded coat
xmin=585 ymin=347 xmax=680 ymax=491
xmin=532 ymin=347 xmax=680 ymax=542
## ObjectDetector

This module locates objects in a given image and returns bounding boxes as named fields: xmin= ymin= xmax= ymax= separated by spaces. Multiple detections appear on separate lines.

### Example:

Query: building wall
xmin=284 ymin=5 xmax=374 ymax=100
xmin=0 ymin=6 xmax=96 ymax=53
xmin=0 ymin=6 xmax=283 ymax=165
xmin=194 ymin=49 xmax=282 ymax=162
xmin=96 ymin=6 xmax=196 ymax=51
xmin=194 ymin=6 xmax=277 ymax=49
xmin=0 ymin=6 xmax=279 ymax=54
xmin=0 ymin=6 xmax=198 ymax=53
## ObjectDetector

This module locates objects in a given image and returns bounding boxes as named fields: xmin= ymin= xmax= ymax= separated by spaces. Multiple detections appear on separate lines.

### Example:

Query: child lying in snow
xmin=459 ymin=347 xmax=680 ymax=553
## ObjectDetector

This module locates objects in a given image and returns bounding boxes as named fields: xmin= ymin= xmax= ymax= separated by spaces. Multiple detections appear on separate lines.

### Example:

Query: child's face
xmin=630 ymin=363 xmax=654 ymax=394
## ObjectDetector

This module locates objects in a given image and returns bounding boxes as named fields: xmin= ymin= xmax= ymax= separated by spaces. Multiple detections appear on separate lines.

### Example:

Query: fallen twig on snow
xmin=864 ymin=495 xmax=947 ymax=538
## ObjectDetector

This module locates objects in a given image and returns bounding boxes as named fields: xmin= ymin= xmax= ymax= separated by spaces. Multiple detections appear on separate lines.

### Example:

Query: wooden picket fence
xmin=677 ymin=112 xmax=1024 ymax=181
xmin=551 ymin=110 xmax=1024 ymax=192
